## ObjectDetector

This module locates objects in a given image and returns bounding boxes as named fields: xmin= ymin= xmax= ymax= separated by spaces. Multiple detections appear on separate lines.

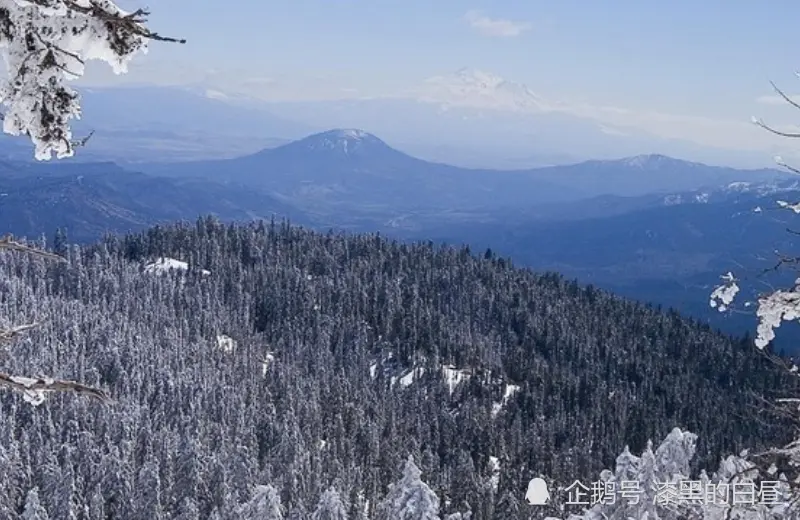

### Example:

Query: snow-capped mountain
xmin=259 ymin=68 xmax=772 ymax=169
xmin=618 ymin=154 xmax=705 ymax=170
xmin=409 ymin=67 xmax=553 ymax=113
xmin=270 ymin=128 xmax=396 ymax=159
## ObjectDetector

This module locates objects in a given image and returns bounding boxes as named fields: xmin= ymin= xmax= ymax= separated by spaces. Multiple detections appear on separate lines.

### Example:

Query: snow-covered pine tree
xmin=0 ymin=0 xmax=180 ymax=405
xmin=239 ymin=484 xmax=285 ymax=520
xmin=572 ymin=428 xmax=700 ymax=520
xmin=134 ymin=458 xmax=164 ymax=519
xmin=173 ymin=497 xmax=201 ymax=520
xmin=311 ymin=487 xmax=349 ymax=520
xmin=22 ymin=487 xmax=50 ymax=520
xmin=376 ymin=456 xmax=441 ymax=520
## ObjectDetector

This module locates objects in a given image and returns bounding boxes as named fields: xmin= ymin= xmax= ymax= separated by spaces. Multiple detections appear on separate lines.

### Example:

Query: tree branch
xmin=29 ymin=1 xmax=186 ymax=44
xmin=0 ymin=373 xmax=109 ymax=402
xmin=0 ymin=233 xmax=66 ymax=262
xmin=0 ymin=322 xmax=38 ymax=344
xmin=0 ymin=234 xmax=110 ymax=404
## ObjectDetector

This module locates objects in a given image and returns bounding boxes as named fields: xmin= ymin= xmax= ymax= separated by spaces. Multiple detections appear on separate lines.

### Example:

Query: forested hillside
xmin=0 ymin=217 xmax=793 ymax=518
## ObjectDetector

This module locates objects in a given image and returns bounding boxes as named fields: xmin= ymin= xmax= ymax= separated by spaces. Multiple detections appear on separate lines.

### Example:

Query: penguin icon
xmin=525 ymin=478 xmax=550 ymax=505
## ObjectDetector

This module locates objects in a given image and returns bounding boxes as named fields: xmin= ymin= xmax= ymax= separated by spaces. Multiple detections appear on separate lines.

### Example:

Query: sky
xmin=80 ymin=0 xmax=800 ymax=163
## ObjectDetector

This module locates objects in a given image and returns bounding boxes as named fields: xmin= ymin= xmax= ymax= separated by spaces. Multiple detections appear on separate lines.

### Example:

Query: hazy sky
xmin=80 ymin=1 xmax=800 ymax=161
xmin=102 ymin=1 xmax=798 ymax=104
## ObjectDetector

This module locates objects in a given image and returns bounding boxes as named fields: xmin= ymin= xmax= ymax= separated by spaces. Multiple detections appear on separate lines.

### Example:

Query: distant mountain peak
xmin=618 ymin=154 xmax=700 ymax=169
xmin=321 ymin=128 xmax=372 ymax=141
xmin=411 ymin=68 xmax=550 ymax=113
xmin=271 ymin=128 xmax=401 ymax=159
xmin=451 ymin=67 xmax=506 ymax=89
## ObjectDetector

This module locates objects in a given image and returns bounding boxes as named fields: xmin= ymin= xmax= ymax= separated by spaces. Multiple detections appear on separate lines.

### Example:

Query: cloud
xmin=463 ymin=10 xmax=530 ymax=38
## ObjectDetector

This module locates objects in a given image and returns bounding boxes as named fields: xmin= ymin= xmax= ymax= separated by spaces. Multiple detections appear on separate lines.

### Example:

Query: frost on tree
xmin=375 ymin=456 xmax=441 ymax=520
xmin=570 ymin=428 xmax=698 ymax=520
xmin=311 ymin=487 xmax=349 ymax=520
xmin=0 ymin=1 xmax=181 ymax=404
xmin=572 ymin=428 xmax=794 ymax=520
xmin=0 ymin=0 xmax=184 ymax=159
xmin=0 ymin=234 xmax=109 ymax=404
xmin=238 ymin=484 xmax=285 ymax=520
xmin=706 ymin=73 xmax=800 ymax=516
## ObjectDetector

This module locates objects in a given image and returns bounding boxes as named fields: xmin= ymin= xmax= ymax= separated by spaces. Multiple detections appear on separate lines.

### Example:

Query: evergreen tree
xmin=311 ymin=487 xmax=349 ymax=520
xmin=239 ymin=484 xmax=285 ymax=520
xmin=376 ymin=456 xmax=441 ymax=520
xmin=134 ymin=459 xmax=164 ymax=520
xmin=22 ymin=488 xmax=49 ymax=520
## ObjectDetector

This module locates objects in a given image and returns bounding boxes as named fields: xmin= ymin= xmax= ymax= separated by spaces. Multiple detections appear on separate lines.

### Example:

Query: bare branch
xmin=73 ymin=129 xmax=94 ymax=148
xmin=770 ymin=80 xmax=800 ymax=113
xmin=775 ymin=156 xmax=800 ymax=175
xmin=752 ymin=117 xmax=800 ymax=139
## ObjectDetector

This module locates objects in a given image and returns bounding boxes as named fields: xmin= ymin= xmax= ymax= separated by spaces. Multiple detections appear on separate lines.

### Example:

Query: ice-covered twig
xmin=754 ymin=281 xmax=800 ymax=348
xmin=0 ymin=111 xmax=93 ymax=148
xmin=0 ymin=322 xmax=38 ymax=344
xmin=752 ymin=116 xmax=800 ymax=138
xmin=775 ymin=156 xmax=800 ymax=176
xmin=0 ymin=0 xmax=183 ymax=159
xmin=0 ymin=233 xmax=108 ymax=405
xmin=25 ymin=1 xmax=186 ymax=44
xmin=0 ymin=373 xmax=109 ymax=404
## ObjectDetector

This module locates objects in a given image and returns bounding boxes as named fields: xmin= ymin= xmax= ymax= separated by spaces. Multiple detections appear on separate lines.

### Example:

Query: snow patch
xmin=262 ymin=352 xmax=275 ymax=376
xmin=395 ymin=367 xmax=425 ymax=387
xmin=441 ymin=365 xmax=471 ymax=395
xmin=492 ymin=384 xmax=521 ymax=417
xmin=727 ymin=181 xmax=751 ymax=191
xmin=144 ymin=257 xmax=210 ymax=276
xmin=216 ymin=334 xmax=235 ymax=353
xmin=488 ymin=456 xmax=501 ymax=492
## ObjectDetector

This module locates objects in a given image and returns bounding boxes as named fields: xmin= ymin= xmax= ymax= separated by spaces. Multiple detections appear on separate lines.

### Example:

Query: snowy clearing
xmin=144 ymin=257 xmax=211 ymax=275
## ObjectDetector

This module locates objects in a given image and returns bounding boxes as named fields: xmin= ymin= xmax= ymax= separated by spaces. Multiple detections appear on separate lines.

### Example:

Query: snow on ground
xmin=144 ymin=257 xmax=211 ymax=275
xmin=216 ymin=334 xmax=235 ymax=353
xmin=393 ymin=367 xmax=425 ymax=387
xmin=262 ymin=352 xmax=275 ymax=376
xmin=492 ymin=384 xmax=521 ymax=417
xmin=488 ymin=456 xmax=501 ymax=492
xmin=373 ymin=359 xmax=473 ymax=393
xmin=441 ymin=365 xmax=471 ymax=395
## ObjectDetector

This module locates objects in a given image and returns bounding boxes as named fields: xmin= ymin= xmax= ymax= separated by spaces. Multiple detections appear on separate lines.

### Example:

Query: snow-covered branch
xmin=0 ymin=233 xmax=65 ymax=261
xmin=0 ymin=234 xmax=109 ymax=405
xmin=0 ymin=373 xmax=108 ymax=404
xmin=0 ymin=0 xmax=183 ymax=159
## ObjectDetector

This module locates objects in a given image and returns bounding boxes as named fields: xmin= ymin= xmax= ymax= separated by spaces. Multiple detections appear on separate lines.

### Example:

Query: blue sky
xmin=83 ymin=1 xmax=800 ymax=161
xmin=107 ymin=1 xmax=798 ymax=107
